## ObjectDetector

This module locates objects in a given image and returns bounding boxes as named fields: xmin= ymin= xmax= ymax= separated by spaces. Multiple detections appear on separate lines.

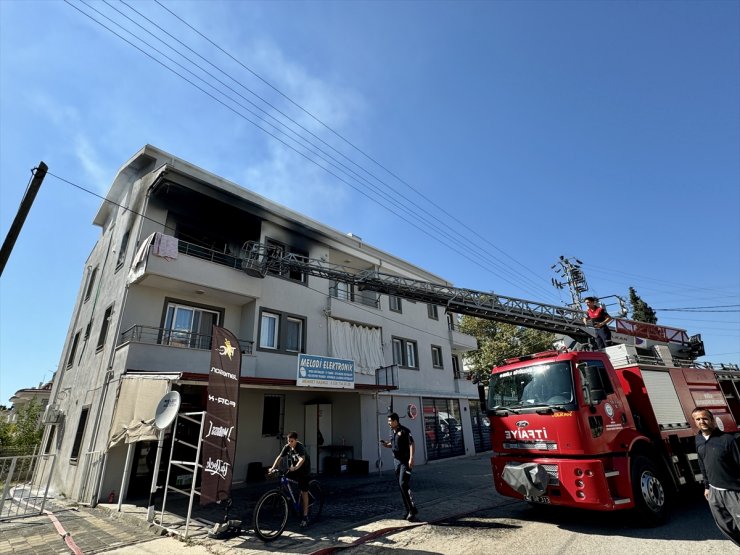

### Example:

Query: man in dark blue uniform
xmin=692 ymin=407 xmax=740 ymax=547
xmin=381 ymin=412 xmax=418 ymax=521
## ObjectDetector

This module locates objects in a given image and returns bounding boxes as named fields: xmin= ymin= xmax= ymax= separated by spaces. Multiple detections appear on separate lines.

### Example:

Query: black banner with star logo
xmin=200 ymin=325 xmax=241 ymax=505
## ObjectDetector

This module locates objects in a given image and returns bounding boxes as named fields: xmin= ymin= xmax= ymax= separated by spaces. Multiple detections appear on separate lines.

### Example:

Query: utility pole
xmin=551 ymin=256 xmax=589 ymax=309
xmin=0 ymin=162 xmax=48 ymax=277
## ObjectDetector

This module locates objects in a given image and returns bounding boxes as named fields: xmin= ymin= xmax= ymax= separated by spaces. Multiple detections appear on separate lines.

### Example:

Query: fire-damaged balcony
xmin=129 ymin=235 xmax=264 ymax=302
xmin=116 ymin=325 xmax=256 ymax=376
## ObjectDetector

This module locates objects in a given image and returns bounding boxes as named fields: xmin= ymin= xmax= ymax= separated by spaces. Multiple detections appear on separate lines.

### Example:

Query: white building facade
xmin=42 ymin=145 xmax=485 ymax=503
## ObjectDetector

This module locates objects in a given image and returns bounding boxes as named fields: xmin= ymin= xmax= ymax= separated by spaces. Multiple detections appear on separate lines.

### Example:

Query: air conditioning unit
xmin=41 ymin=406 xmax=63 ymax=425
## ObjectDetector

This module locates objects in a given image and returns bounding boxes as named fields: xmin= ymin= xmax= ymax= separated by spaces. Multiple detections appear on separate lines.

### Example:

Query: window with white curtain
xmin=260 ymin=312 xmax=279 ymax=349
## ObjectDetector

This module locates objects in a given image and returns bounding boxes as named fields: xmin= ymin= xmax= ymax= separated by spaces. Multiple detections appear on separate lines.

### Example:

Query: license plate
xmin=525 ymin=495 xmax=550 ymax=504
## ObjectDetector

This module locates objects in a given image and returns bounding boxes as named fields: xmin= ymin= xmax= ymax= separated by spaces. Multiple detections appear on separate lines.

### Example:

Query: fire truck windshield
xmin=488 ymin=361 xmax=576 ymax=410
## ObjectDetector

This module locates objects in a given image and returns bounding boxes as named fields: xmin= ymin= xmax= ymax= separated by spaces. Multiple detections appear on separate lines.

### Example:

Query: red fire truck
xmin=251 ymin=244 xmax=739 ymax=523
xmin=487 ymin=324 xmax=740 ymax=524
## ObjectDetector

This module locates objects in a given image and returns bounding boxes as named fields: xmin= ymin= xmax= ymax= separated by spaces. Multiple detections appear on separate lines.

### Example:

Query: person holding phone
xmin=380 ymin=412 xmax=418 ymax=521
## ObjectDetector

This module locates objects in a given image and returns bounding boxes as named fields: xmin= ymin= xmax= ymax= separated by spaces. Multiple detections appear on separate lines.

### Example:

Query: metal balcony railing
xmin=118 ymin=325 xmax=254 ymax=354
xmin=329 ymin=284 xmax=380 ymax=309
xmin=177 ymin=240 xmax=243 ymax=269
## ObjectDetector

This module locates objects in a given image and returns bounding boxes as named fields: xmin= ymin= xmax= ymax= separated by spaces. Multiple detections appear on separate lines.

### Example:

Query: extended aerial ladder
xmin=239 ymin=242 xmax=703 ymax=358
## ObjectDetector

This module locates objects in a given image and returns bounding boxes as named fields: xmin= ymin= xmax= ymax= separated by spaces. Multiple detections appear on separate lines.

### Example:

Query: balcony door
xmin=163 ymin=303 xmax=220 ymax=349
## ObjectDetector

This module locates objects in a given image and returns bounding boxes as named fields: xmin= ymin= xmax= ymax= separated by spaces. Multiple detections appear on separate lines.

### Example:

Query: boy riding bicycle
xmin=269 ymin=431 xmax=311 ymax=527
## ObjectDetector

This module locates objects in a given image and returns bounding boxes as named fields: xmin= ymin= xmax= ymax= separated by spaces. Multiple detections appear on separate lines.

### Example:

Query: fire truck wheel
xmin=631 ymin=455 xmax=669 ymax=525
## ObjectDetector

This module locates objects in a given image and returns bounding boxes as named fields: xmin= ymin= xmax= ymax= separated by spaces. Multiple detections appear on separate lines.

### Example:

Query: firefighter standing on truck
xmin=583 ymin=296 xmax=613 ymax=349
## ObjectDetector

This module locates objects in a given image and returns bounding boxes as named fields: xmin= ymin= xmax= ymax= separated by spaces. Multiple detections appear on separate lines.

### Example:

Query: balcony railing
xmin=177 ymin=240 xmax=243 ymax=269
xmin=329 ymin=284 xmax=380 ymax=309
xmin=119 ymin=325 xmax=254 ymax=355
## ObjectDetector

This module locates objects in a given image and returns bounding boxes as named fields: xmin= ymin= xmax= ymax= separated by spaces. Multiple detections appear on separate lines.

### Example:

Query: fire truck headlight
xmin=585 ymin=469 xmax=593 ymax=477
xmin=575 ymin=479 xmax=584 ymax=488
xmin=576 ymin=491 xmax=586 ymax=499
xmin=574 ymin=468 xmax=583 ymax=476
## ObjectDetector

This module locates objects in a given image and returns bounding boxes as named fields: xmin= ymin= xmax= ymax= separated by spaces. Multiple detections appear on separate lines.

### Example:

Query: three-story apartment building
xmin=41 ymin=145 xmax=482 ymax=503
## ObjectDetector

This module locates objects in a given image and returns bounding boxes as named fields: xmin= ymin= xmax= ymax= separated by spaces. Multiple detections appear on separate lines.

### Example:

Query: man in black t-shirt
xmin=381 ymin=412 xmax=418 ymax=521
xmin=692 ymin=408 xmax=740 ymax=547
xmin=270 ymin=431 xmax=311 ymax=527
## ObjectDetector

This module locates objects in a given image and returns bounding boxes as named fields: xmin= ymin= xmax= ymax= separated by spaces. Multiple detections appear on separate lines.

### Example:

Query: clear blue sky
xmin=1 ymin=0 xmax=738 ymax=406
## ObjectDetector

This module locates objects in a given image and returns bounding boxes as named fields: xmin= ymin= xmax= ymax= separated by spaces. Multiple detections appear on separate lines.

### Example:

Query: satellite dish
xmin=154 ymin=391 xmax=181 ymax=430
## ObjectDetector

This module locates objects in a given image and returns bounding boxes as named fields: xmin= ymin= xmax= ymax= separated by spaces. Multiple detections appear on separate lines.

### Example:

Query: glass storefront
xmin=422 ymin=398 xmax=465 ymax=460
xmin=469 ymin=400 xmax=491 ymax=453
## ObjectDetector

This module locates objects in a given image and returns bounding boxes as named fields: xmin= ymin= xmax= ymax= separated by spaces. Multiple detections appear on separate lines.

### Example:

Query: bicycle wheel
xmin=253 ymin=490 xmax=288 ymax=541
xmin=307 ymin=480 xmax=324 ymax=521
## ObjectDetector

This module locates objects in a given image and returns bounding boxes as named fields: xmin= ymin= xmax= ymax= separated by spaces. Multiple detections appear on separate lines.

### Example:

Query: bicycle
xmin=252 ymin=469 xmax=324 ymax=541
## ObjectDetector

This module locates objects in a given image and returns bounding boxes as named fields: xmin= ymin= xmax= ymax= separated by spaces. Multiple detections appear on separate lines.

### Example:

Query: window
xmin=431 ymin=346 xmax=444 ymax=368
xmin=163 ymin=302 xmax=220 ymax=349
xmin=70 ymin=406 xmax=90 ymax=462
xmin=392 ymin=337 xmax=418 ymax=368
xmin=43 ymin=426 xmax=56 ymax=454
xmin=427 ymin=304 xmax=439 ymax=320
xmin=406 ymin=342 xmax=417 ymax=368
xmin=96 ymin=305 xmax=113 ymax=351
xmin=261 ymin=394 xmax=285 ymax=436
xmin=452 ymin=355 xmax=461 ymax=379
xmin=331 ymin=281 xmax=353 ymax=302
xmin=84 ymin=266 xmax=98 ymax=302
xmin=84 ymin=319 xmax=93 ymax=340
xmin=258 ymin=309 xmax=306 ymax=354
xmin=285 ymin=317 xmax=303 ymax=352
xmin=66 ymin=331 xmax=81 ymax=368
xmin=389 ymin=296 xmax=402 ymax=313
xmin=116 ymin=228 xmax=131 ymax=268
xmin=392 ymin=339 xmax=403 ymax=366
xmin=260 ymin=312 xmax=279 ymax=349
xmin=266 ymin=239 xmax=308 ymax=284
xmin=583 ymin=360 xmax=615 ymax=396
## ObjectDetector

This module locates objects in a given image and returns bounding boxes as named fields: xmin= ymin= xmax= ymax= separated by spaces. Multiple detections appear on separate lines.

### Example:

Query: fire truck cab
xmin=488 ymin=343 xmax=739 ymax=524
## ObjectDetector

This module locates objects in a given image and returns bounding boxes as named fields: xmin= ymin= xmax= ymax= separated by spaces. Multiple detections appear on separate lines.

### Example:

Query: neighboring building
xmin=41 ymin=145 xmax=480 ymax=504
xmin=6 ymin=381 xmax=52 ymax=423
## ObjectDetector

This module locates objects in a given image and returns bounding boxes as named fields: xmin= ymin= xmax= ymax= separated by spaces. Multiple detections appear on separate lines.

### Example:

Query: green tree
xmin=0 ymin=419 xmax=14 ymax=450
xmin=629 ymin=287 xmax=658 ymax=324
xmin=458 ymin=316 xmax=555 ymax=386
xmin=11 ymin=399 xmax=44 ymax=451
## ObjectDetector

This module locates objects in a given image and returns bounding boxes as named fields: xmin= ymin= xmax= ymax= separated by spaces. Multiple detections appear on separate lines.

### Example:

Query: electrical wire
xmin=44 ymin=169 xmax=526 ymax=347
xmin=65 ymin=0 xmax=556 ymax=300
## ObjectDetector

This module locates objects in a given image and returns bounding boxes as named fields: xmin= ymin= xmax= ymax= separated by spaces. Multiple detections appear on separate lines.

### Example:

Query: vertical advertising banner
xmin=200 ymin=326 xmax=241 ymax=506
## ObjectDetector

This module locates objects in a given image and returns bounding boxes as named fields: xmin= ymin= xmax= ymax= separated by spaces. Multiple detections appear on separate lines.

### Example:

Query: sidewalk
xmin=0 ymin=454 xmax=502 ymax=554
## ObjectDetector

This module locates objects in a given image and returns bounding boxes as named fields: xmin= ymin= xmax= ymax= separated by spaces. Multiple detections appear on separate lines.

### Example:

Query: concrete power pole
xmin=551 ymin=256 xmax=589 ymax=309
xmin=0 ymin=162 xmax=48 ymax=277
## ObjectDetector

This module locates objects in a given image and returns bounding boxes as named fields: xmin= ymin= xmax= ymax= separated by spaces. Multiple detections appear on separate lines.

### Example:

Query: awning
xmin=108 ymin=374 xmax=178 ymax=448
